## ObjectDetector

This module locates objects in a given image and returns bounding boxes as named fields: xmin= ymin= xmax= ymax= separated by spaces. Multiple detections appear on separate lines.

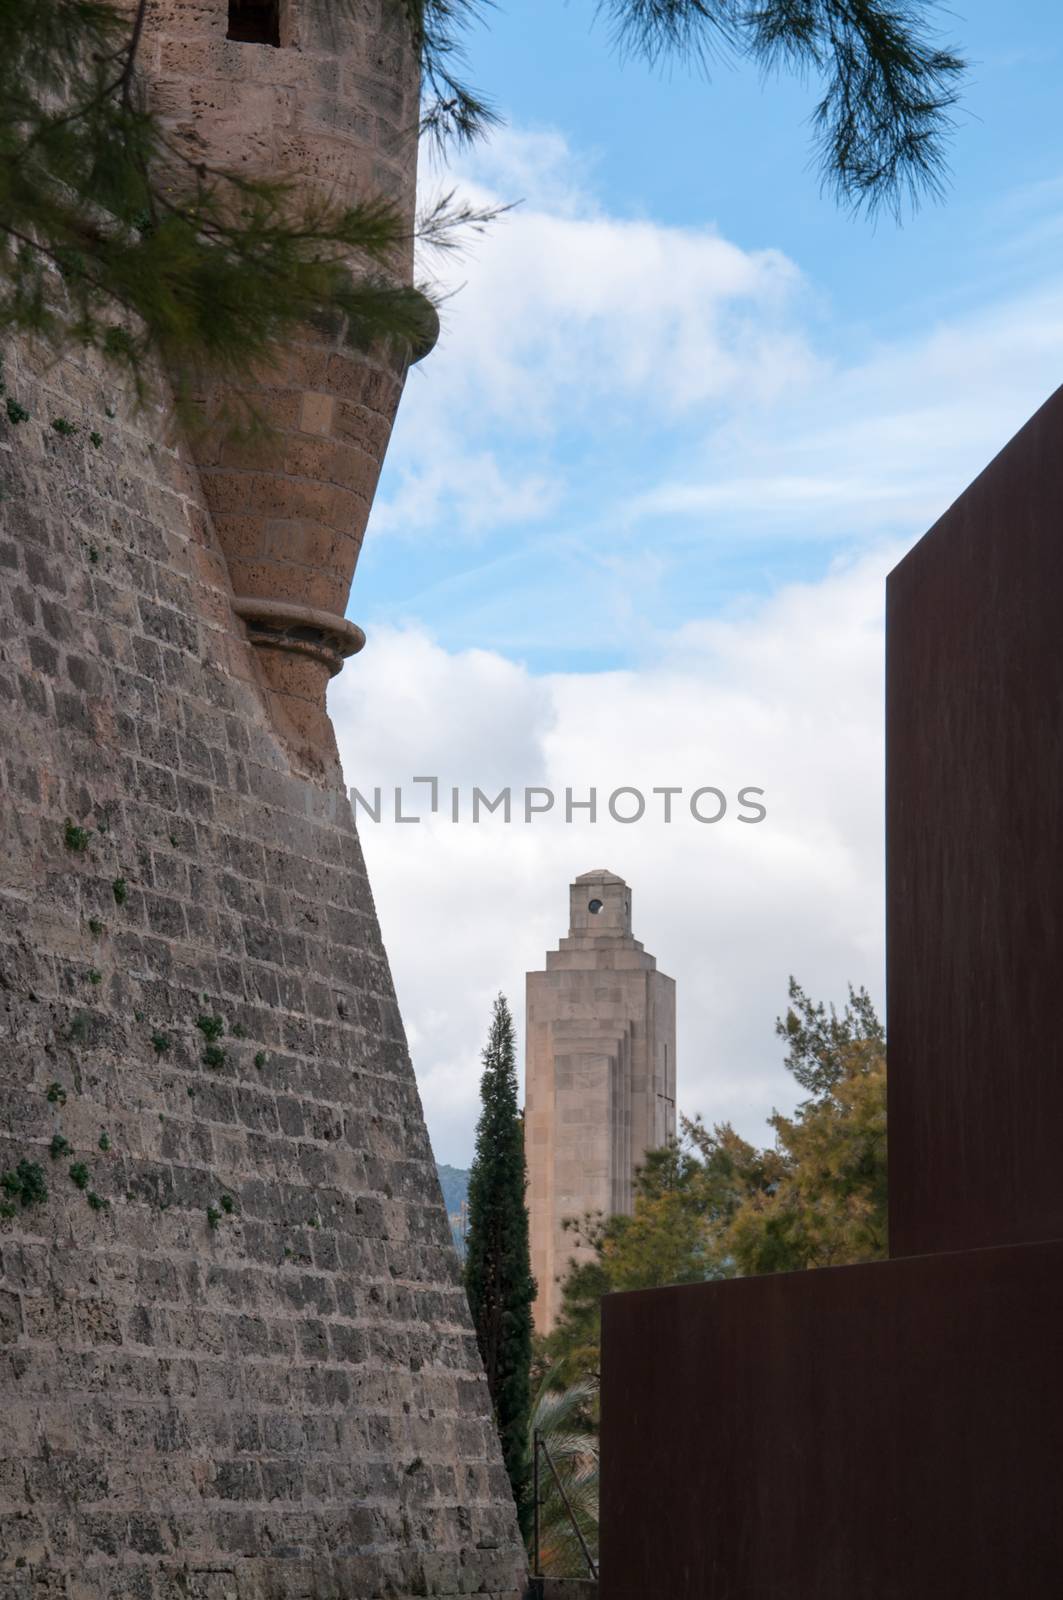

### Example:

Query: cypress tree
xmin=464 ymin=992 xmax=535 ymax=1536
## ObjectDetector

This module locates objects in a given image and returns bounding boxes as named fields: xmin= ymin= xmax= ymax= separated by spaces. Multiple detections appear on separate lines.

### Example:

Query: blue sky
xmin=350 ymin=0 xmax=1063 ymax=675
xmin=458 ymin=0 xmax=1062 ymax=335
xmin=332 ymin=1 xmax=1063 ymax=1165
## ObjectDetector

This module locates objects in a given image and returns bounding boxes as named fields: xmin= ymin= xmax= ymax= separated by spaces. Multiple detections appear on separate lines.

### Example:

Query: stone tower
xmin=150 ymin=0 xmax=431 ymax=778
xmin=525 ymin=871 xmax=676 ymax=1333
xmin=0 ymin=3 xmax=526 ymax=1597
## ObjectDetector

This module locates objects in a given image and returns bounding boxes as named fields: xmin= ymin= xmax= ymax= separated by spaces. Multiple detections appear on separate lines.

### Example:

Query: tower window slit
xmin=227 ymin=0 xmax=281 ymax=46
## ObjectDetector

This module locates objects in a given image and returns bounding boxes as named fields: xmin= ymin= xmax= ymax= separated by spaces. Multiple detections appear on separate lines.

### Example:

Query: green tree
xmin=726 ymin=983 xmax=887 ymax=1271
xmin=546 ymin=979 xmax=887 ymax=1382
xmin=2 ymin=0 xmax=964 ymax=393
xmin=528 ymin=1365 xmax=599 ymax=1579
xmin=775 ymin=975 xmax=886 ymax=1102
xmin=464 ymin=993 xmax=536 ymax=1537
xmin=545 ymin=1126 xmax=777 ymax=1383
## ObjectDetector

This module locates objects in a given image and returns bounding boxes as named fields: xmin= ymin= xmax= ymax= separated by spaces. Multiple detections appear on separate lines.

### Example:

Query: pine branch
xmin=595 ymin=0 xmax=743 ymax=67
xmin=399 ymin=0 xmax=502 ymax=147
xmin=0 ymin=0 xmax=451 ymax=401
xmin=0 ymin=0 xmax=966 ymax=405
xmin=401 ymin=0 xmax=963 ymax=213
xmin=416 ymin=189 xmax=517 ymax=253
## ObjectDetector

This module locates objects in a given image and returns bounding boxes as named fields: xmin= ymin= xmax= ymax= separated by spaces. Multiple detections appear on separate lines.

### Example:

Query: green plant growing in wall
xmin=49 ymin=1133 xmax=72 ymax=1159
xmin=69 ymin=1161 xmax=90 ymax=1190
xmin=1 ymin=1159 xmax=48 ymax=1209
xmin=46 ymin=1081 xmax=67 ymax=1106
xmin=66 ymin=1012 xmax=90 ymax=1043
xmin=151 ymin=1031 xmax=171 ymax=1055
xmin=112 ymin=877 xmax=128 ymax=905
xmin=64 ymin=819 xmax=90 ymax=852
xmin=196 ymin=1014 xmax=225 ymax=1042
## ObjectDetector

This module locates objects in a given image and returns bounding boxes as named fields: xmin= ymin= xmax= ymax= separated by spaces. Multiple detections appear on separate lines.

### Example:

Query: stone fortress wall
xmin=0 ymin=1 xmax=527 ymax=1596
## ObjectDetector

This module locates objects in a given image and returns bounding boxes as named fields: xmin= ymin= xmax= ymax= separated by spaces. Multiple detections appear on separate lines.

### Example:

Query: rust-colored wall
xmin=886 ymin=383 xmax=1063 ymax=1257
xmin=598 ymin=388 xmax=1063 ymax=1596
xmin=600 ymin=1241 xmax=1063 ymax=1599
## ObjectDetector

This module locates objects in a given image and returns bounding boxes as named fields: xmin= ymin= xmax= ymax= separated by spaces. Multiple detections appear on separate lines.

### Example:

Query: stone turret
xmin=145 ymin=0 xmax=431 ymax=772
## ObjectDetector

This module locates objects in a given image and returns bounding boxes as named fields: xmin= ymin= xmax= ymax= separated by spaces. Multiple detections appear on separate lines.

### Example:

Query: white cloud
xmin=644 ymin=283 xmax=1063 ymax=537
xmin=377 ymin=128 xmax=818 ymax=541
xmin=383 ymin=126 xmax=1063 ymax=569
xmin=369 ymin=440 xmax=557 ymax=539
xmin=331 ymin=546 xmax=893 ymax=1167
xmin=339 ymin=121 xmax=1063 ymax=1170
xmin=421 ymin=126 xmax=811 ymax=419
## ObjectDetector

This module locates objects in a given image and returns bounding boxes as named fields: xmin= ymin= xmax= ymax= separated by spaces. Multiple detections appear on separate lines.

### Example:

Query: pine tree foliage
xmin=410 ymin=0 xmax=964 ymax=214
xmin=464 ymin=993 xmax=536 ymax=1537
xmin=775 ymin=974 xmax=885 ymax=1101
xmin=2 ymin=0 xmax=963 ymax=393
xmin=398 ymin=0 xmax=501 ymax=147
xmin=0 ymin=0 xmax=446 ymax=402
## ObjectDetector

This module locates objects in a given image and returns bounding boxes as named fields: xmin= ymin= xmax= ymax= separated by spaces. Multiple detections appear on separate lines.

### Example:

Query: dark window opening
xmin=227 ymin=0 xmax=281 ymax=46
xmin=588 ymin=899 xmax=603 ymax=914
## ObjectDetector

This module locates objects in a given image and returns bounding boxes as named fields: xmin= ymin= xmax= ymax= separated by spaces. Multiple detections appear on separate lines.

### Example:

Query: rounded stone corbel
xmin=231 ymin=596 xmax=366 ymax=678
xmin=408 ymin=295 xmax=441 ymax=365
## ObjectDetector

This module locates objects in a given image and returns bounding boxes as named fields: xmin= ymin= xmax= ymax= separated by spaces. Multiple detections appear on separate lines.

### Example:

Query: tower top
xmin=569 ymin=869 xmax=632 ymax=939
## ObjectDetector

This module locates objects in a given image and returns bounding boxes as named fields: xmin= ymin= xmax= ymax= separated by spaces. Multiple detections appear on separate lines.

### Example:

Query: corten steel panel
xmin=887 ymin=383 xmax=1063 ymax=1258
xmin=600 ymin=1240 xmax=1063 ymax=1599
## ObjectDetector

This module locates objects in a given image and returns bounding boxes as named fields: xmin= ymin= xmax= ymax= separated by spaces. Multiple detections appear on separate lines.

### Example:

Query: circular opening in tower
xmin=588 ymin=898 xmax=603 ymax=914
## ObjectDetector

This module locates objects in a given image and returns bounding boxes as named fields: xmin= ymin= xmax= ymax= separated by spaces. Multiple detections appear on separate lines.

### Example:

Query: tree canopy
xmin=1 ymin=0 xmax=964 ymax=396
xmin=544 ymin=977 xmax=887 ymax=1384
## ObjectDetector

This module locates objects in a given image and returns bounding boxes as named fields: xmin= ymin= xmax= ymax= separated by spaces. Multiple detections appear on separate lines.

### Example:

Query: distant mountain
xmin=437 ymin=1163 xmax=470 ymax=1257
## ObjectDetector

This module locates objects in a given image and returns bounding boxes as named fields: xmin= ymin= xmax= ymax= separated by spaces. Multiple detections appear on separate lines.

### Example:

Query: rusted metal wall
xmin=601 ymin=1241 xmax=1063 ymax=1597
xmin=599 ymin=385 xmax=1063 ymax=1597
xmin=886 ymin=383 xmax=1063 ymax=1257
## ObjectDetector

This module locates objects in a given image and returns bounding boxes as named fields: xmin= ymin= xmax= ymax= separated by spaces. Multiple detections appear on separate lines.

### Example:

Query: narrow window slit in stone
xmin=227 ymin=0 xmax=280 ymax=46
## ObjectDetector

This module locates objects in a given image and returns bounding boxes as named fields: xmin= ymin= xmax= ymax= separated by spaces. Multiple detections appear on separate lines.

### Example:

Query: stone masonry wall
xmin=0 ymin=339 xmax=526 ymax=1599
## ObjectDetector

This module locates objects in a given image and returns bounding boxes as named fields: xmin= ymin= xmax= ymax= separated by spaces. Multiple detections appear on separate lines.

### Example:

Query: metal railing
xmin=531 ymin=1427 xmax=599 ymax=1582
